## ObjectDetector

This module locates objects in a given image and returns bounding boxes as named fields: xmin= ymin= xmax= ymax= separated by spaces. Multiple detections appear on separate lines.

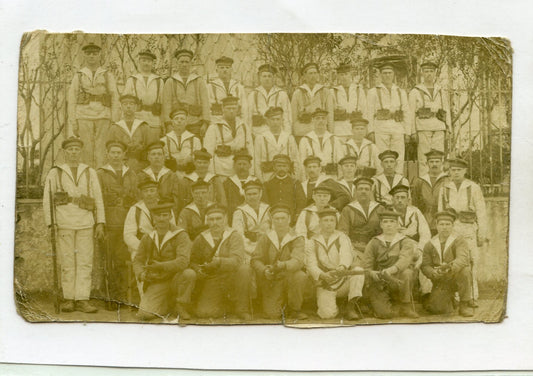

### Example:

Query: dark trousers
xmin=256 ymin=270 xmax=308 ymax=319
xmin=195 ymin=264 xmax=252 ymax=318
xmin=364 ymin=268 xmax=414 ymax=319
xmin=424 ymin=267 xmax=473 ymax=314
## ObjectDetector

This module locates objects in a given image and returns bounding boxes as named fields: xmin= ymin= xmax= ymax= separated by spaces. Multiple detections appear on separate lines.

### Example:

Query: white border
xmin=1 ymin=0 xmax=532 ymax=371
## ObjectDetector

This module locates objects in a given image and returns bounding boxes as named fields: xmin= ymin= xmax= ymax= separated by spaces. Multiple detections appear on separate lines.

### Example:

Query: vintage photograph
xmin=14 ymin=32 xmax=511 ymax=325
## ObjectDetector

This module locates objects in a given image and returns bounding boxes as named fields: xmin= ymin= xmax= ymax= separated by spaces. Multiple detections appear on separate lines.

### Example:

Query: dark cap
xmin=420 ymin=60 xmax=438 ymax=70
xmin=193 ymin=148 xmax=212 ymax=161
xmin=215 ymin=56 xmax=234 ymax=66
xmin=174 ymin=49 xmax=194 ymax=59
xmin=105 ymin=140 xmax=127 ymax=152
xmin=170 ymin=107 xmax=188 ymax=118
xmin=435 ymin=208 xmax=457 ymax=222
xmin=243 ymin=180 xmax=263 ymax=192
xmin=138 ymin=178 xmax=158 ymax=190
xmin=339 ymin=155 xmax=358 ymax=165
xmin=191 ymin=179 xmax=210 ymax=191
xmin=312 ymin=108 xmax=328 ymax=118
xmin=317 ymin=207 xmax=338 ymax=218
xmin=150 ymin=200 xmax=174 ymax=215
xmin=205 ymin=203 xmax=227 ymax=216
xmin=301 ymin=62 xmax=319 ymax=75
xmin=313 ymin=184 xmax=331 ymax=195
xmin=221 ymin=95 xmax=239 ymax=106
xmin=119 ymin=94 xmax=140 ymax=104
xmin=303 ymin=155 xmax=322 ymax=167
xmin=146 ymin=140 xmax=165 ymax=153
xmin=138 ymin=49 xmax=156 ymax=60
xmin=336 ymin=63 xmax=353 ymax=74
xmin=378 ymin=63 xmax=395 ymax=72
xmin=270 ymin=203 xmax=291 ymax=216
xmin=258 ymin=63 xmax=278 ymax=74
xmin=350 ymin=116 xmax=369 ymax=127
xmin=272 ymin=154 xmax=291 ymax=165
xmin=425 ymin=149 xmax=445 ymax=160
xmin=379 ymin=209 xmax=401 ymax=220
xmin=62 ymin=137 xmax=84 ymax=149
xmin=354 ymin=176 xmax=374 ymax=187
xmin=264 ymin=106 xmax=284 ymax=118
xmin=378 ymin=150 xmax=399 ymax=161
xmin=447 ymin=158 xmax=468 ymax=169
xmin=82 ymin=42 xmax=101 ymax=52
xmin=233 ymin=149 xmax=253 ymax=162
xmin=389 ymin=184 xmax=410 ymax=196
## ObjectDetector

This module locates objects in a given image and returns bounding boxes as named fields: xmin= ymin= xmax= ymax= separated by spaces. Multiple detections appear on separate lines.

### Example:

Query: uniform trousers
xmin=417 ymin=130 xmax=445 ymax=175
xmin=57 ymin=227 xmax=94 ymax=301
xmin=374 ymin=132 xmax=405 ymax=173
xmin=256 ymin=270 xmax=308 ymax=319
xmin=364 ymin=268 xmax=414 ymax=319
xmin=316 ymin=274 xmax=365 ymax=319
xmin=195 ymin=265 xmax=252 ymax=318
xmin=453 ymin=221 xmax=479 ymax=300
xmin=138 ymin=268 xmax=196 ymax=318
xmin=424 ymin=267 xmax=473 ymax=314
xmin=106 ymin=228 xmax=131 ymax=304
xmin=76 ymin=118 xmax=110 ymax=168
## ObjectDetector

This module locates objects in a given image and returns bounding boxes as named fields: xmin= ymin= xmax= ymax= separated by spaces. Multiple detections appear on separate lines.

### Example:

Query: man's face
xmin=422 ymin=67 xmax=436 ymax=85
xmin=313 ymin=192 xmax=331 ymax=208
xmin=341 ymin=162 xmax=357 ymax=179
xmin=194 ymin=159 xmax=210 ymax=174
xmin=381 ymin=218 xmax=399 ymax=235
xmin=351 ymin=125 xmax=367 ymax=139
xmin=147 ymin=148 xmax=165 ymax=168
xmin=267 ymin=114 xmax=283 ymax=131
xmin=380 ymin=69 xmax=395 ymax=86
xmin=337 ymin=71 xmax=352 ymax=87
xmin=272 ymin=212 xmax=290 ymax=232
xmin=139 ymin=56 xmax=154 ymax=73
xmin=171 ymin=113 xmax=187 ymax=133
xmin=192 ymin=188 xmax=209 ymax=206
xmin=216 ymin=64 xmax=232 ymax=81
xmin=64 ymin=145 xmax=82 ymax=162
xmin=234 ymin=159 xmax=251 ymax=176
xmin=141 ymin=187 xmax=159 ymax=204
xmin=305 ymin=163 xmax=321 ymax=180
xmin=320 ymin=215 xmax=337 ymax=233
xmin=392 ymin=192 xmax=409 ymax=211
xmin=107 ymin=146 xmax=125 ymax=165
xmin=356 ymin=184 xmax=372 ymax=201
xmin=274 ymin=162 xmax=290 ymax=176
xmin=313 ymin=115 xmax=327 ymax=133
xmin=449 ymin=166 xmax=467 ymax=181
xmin=176 ymin=55 xmax=192 ymax=76
xmin=121 ymin=99 xmax=138 ymax=117
xmin=303 ymin=67 xmax=319 ymax=86
xmin=222 ymin=104 xmax=238 ymax=120
xmin=153 ymin=211 xmax=172 ymax=229
xmin=381 ymin=157 xmax=397 ymax=174
xmin=259 ymin=71 xmax=274 ymax=89
xmin=84 ymin=50 xmax=100 ymax=65
xmin=206 ymin=212 xmax=226 ymax=232
xmin=427 ymin=158 xmax=443 ymax=174
xmin=436 ymin=219 xmax=454 ymax=237
xmin=244 ymin=188 xmax=262 ymax=206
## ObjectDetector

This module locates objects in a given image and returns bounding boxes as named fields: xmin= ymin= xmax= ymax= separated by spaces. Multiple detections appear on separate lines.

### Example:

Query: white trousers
xmin=316 ymin=274 xmax=364 ymax=319
xmin=417 ymin=130 xmax=445 ymax=175
xmin=453 ymin=221 xmax=479 ymax=300
xmin=375 ymin=132 xmax=404 ymax=174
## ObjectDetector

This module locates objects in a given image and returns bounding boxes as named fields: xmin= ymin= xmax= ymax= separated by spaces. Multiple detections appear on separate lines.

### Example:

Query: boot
xmin=175 ymin=303 xmax=191 ymax=320
xmin=344 ymin=298 xmax=362 ymax=321
xmin=75 ymin=300 xmax=98 ymax=313
xmin=459 ymin=301 xmax=474 ymax=317
xmin=286 ymin=309 xmax=308 ymax=320
xmin=399 ymin=303 xmax=419 ymax=318
xmin=468 ymin=299 xmax=479 ymax=308
xmin=61 ymin=299 xmax=75 ymax=313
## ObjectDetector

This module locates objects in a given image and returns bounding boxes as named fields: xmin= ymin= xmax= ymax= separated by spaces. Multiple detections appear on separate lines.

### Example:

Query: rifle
xmin=48 ymin=185 xmax=61 ymax=314
xmin=99 ymin=234 xmax=113 ymax=310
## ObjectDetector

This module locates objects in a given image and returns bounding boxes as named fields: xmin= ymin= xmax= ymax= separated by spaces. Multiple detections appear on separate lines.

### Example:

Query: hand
xmin=146 ymin=260 xmax=165 ymax=273
xmin=366 ymin=132 xmax=375 ymax=143
xmin=404 ymin=135 xmax=411 ymax=144
xmin=95 ymin=223 xmax=105 ymax=240
xmin=411 ymin=133 xmax=419 ymax=144
xmin=203 ymin=259 xmax=220 ymax=273
xmin=320 ymin=271 xmax=337 ymax=285
xmin=264 ymin=266 xmax=275 ymax=281
xmin=275 ymin=261 xmax=286 ymax=272
xmin=369 ymin=270 xmax=381 ymax=282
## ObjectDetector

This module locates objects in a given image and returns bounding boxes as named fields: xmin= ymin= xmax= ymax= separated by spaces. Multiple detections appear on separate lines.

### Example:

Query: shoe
xmin=459 ymin=301 xmax=474 ymax=317
xmin=399 ymin=303 xmax=419 ymax=318
xmin=344 ymin=299 xmax=362 ymax=321
xmin=468 ymin=299 xmax=479 ymax=308
xmin=175 ymin=303 xmax=191 ymax=320
xmin=61 ymin=299 xmax=75 ymax=313
xmin=287 ymin=310 xmax=308 ymax=320
xmin=75 ymin=300 xmax=98 ymax=313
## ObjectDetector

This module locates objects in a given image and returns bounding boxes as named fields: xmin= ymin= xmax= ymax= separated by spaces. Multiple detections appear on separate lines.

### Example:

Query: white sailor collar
xmin=266 ymin=229 xmax=301 ymax=250
xmin=229 ymin=174 xmax=257 ymax=195
xmin=430 ymin=233 xmax=457 ymax=263
xmin=300 ymin=83 xmax=325 ymax=97
xmin=131 ymin=73 xmax=161 ymax=86
xmin=312 ymin=230 xmax=343 ymax=248
xmin=305 ymin=130 xmax=334 ymax=144
xmin=236 ymin=202 xmax=270 ymax=223
xmin=373 ymin=173 xmax=405 ymax=190
xmin=142 ymin=166 xmax=172 ymax=181
xmin=185 ymin=171 xmax=216 ymax=183
xmin=347 ymin=200 xmax=380 ymax=219
xmin=263 ymin=130 xmax=290 ymax=146
xmin=375 ymin=233 xmax=407 ymax=248
xmin=164 ymin=130 xmax=196 ymax=147
xmin=114 ymin=119 xmax=145 ymax=138
xmin=443 ymin=178 xmax=475 ymax=192
xmin=79 ymin=66 xmax=107 ymax=79
xmin=148 ymin=226 xmax=184 ymax=250
xmin=201 ymin=228 xmax=236 ymax=249
xmin=419 ymin=172 xmax=448 ymax=187
xmin=134 ymin=200 xmax=152 ymax=218
xmin=183 ymin=201 xmax=213 ymax=217
xmin=301 ymin=174 xmax=331 ymax=195
xmin=100 ymin=164 xmax=129 ymax=176
xmin=254 ymin=85 xmax=283 ymax=99
xmin=171 ymin=72 xmax=201 ymax=85
xmin=56 ymin=163 xmax=90 ymax=183
xmin=344 ymin=138 xmax=372 ymax=154
xmin=414 ymin=83 xmax=442 ymax=98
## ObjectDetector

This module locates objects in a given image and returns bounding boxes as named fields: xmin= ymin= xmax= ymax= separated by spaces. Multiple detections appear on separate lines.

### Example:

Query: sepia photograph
xmin=14 ymin=32 xmax=511 ymax=326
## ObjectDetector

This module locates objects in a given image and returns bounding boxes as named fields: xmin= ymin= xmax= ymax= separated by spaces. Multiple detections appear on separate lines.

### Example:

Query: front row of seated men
xmin=132 ymin=194 xmax=475 ymax=322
